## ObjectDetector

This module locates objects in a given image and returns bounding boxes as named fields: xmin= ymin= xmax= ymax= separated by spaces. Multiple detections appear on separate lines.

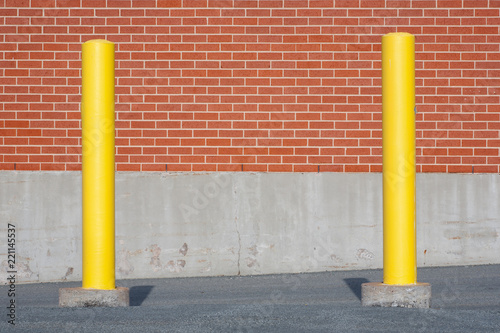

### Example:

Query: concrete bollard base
xmin=59 ymin=287 xmax=129 ymax=307
xmin=361 ymin=282 xmax=431 ymax=308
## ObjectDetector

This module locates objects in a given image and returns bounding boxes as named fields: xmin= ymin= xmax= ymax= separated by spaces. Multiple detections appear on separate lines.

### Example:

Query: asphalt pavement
xmin=1 ymin=264 xmax=499 ymax=332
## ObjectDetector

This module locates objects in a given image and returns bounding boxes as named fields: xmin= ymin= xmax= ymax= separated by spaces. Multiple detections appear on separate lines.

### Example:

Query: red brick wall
xmin=1 ymin=0 xmax=499 ymax=172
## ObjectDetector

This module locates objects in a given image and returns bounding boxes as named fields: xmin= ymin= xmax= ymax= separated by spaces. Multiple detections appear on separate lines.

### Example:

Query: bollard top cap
xmin=384 ymin=32 xmax=413 ymax=37
xmin=382 ymin=32 xmax=415 ymax=43
xmin=83 ymin=39 xmax=115 ymax=45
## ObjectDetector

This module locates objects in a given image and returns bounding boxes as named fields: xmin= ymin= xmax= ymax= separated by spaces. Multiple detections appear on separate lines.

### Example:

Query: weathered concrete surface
xmin=361 ymin=282 xmax=431 ymax=308
xmin=59 ymin=287 xmax=129 ymax=307
xmin=0 ymin=171 xmax=499 ymax=284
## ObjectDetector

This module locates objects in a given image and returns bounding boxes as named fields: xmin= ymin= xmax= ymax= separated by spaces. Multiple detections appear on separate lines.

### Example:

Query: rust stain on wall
xmin=149 ymin=244 xmax=162 ymax=272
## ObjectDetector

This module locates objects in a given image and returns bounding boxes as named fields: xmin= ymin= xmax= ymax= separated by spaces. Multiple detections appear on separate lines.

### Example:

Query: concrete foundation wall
xmin=1 ymin=171 xmax=499 ymax=284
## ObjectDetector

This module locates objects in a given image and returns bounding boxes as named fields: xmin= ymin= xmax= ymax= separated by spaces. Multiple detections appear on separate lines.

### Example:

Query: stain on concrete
xmin=166 ymin=260 xmax=186 ymax=273
xmin=200 ymin=261 xmax=212 ymax=273
xmin=179 ymin=243 xmax=188 ymax=256
xmin=17 ymin=261 xmax=34 ymax=279
xmin=246 ymin=257 xmax=257 ymax=268
xmin=330 ymin=254 xmax=343 ymax=263
xmin=444 ymin=221 xmax=477 ymax=225
xmin=0 ymin=260 xmax=9 ymax=284
xmin=64 ymin=267 xmax=74 ymax=279
xmin=356 ymin=249 xmax=374 ymax=261
xmin=149 ymin=244 xmax=162 ymax=272
xmin=445 ymin=227 xmax=498 ymax=244
xmin=248 ymin=245 xmax=259 ymax=257
xmin=118 ymin=249 xmax=134 ymax=275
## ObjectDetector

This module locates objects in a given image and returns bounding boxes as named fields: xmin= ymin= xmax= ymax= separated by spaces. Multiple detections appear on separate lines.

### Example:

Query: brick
xmin=462 ymin=157 xmax=487 ymax=165
xmin=474 ymin=165 xmax=499 ymax=173
xmin=474 ymin=148 xmax=499 ymax=156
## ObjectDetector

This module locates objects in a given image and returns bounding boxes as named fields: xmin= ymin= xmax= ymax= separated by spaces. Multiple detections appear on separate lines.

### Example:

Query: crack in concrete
xmin=233 ymin=179 xmax=241 ymax=276
xmin=235 ymin=218 xmax=241 ymax=276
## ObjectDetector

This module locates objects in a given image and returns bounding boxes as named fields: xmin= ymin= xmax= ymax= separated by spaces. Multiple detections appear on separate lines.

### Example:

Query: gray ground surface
xmin=1 ymin=265 xmax=499 ymax=332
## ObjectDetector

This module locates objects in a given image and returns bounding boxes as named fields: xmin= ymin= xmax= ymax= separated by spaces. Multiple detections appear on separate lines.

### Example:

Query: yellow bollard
xmin=382 ymin=32 xmax=416 ymax=285
xmin=361 ymin=33 xmax=429 ymax=307
xmin=59 ymin=40 xmax=127 ymax=307
xmin=81 ymin=39 xmax=116 ymax=290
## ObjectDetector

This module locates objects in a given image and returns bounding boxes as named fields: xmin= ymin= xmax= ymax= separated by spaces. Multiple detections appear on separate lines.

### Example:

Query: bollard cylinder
xmin=81 ymin=39 xmax=116 ymax=290
xmin=382 ymin=33 xmax=416 ymax=285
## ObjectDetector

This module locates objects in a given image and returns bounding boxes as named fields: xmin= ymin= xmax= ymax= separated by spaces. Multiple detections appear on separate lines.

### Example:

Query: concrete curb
xmin=361 ymin=282 xmax=431 ymax=308
xmin=59 ymin=287 xmax=129 ymax=307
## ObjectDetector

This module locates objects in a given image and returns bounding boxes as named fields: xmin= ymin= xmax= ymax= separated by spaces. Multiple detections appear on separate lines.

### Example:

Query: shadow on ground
xmin=129 ymin=285 xmax=154 ymax=306
xmin=343 ymin=278 xmax=370 ymax=300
